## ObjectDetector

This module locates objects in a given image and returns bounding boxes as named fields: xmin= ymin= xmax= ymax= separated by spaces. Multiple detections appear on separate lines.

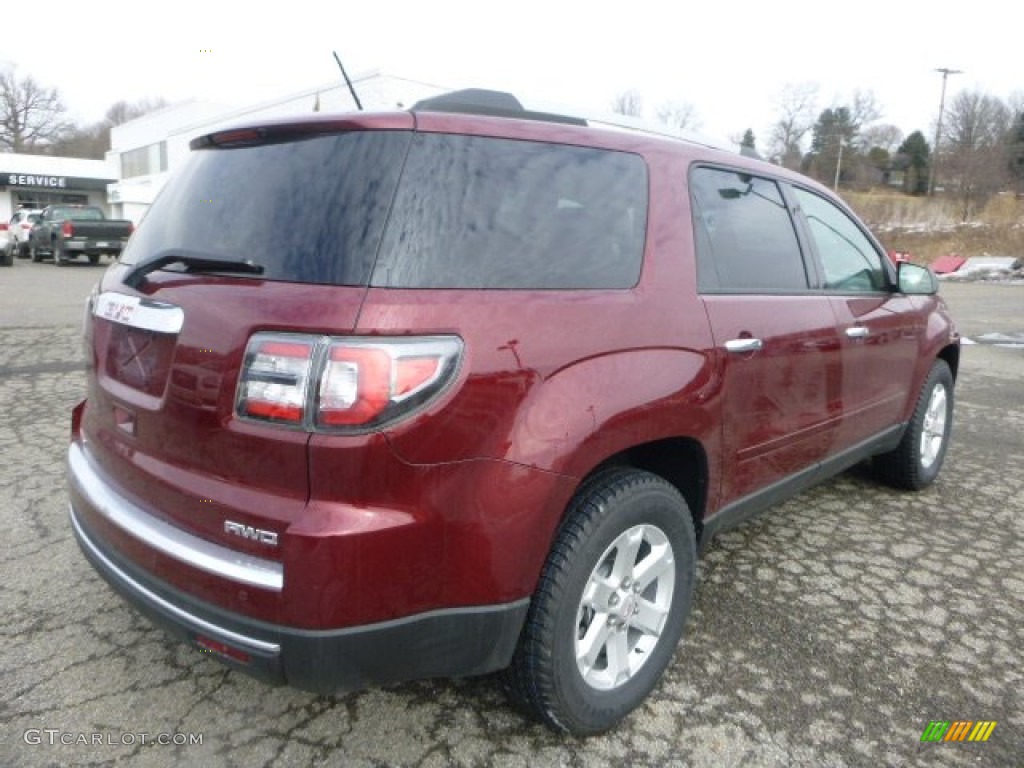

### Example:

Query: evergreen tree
xmin=897 ymin=131 xmax=931 ymax=196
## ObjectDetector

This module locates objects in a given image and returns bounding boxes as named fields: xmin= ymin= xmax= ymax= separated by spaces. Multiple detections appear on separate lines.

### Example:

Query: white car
xmin=5 ymin=209 xmax=43 ymax=260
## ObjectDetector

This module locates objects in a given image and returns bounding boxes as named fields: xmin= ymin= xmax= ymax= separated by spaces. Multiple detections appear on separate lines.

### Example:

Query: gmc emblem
xmin=223 ymin=520 xmax=279 ymax=547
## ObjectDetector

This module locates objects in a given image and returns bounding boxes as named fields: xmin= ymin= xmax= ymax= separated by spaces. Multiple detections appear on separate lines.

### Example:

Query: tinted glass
xmin=690 ymin=167 xmax=807 ymax=292
xmin=121 ymin=131 xmax=411 ymax=286
xmin=794 ymin=188 xmax=886 ymax=292
xmin=372 ymin=133 xmax=647 ymax=289
xmin=51 ymin=207 xmax=103 ymax=220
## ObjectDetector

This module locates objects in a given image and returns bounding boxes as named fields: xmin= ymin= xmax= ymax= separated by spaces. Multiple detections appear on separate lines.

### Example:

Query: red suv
xmin=68 ymin=90 xmax=959 ymax=735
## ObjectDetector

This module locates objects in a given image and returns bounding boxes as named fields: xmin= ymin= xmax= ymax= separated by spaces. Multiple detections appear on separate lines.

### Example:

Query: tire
xmin=54 ymin=243 xmax=67 ymax=266
xmin=30 ymin=243 xmax=42 ymax=262
xmin=1 ymin=243 xmax=12 ymax=267
xmin=17 ymin=241 xmax=29 ymax=259
xmin=873 ymin=359 xmax=954 ymax=490
xmin=501 ymin=468 xmax=696 ymax=735
xmin=88 ymin=254 xmax=100 ymax=265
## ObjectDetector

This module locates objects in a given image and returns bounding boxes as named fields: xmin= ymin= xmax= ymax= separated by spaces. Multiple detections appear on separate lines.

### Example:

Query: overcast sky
xmin=1 ymin=0 xmax=1020 ymax=150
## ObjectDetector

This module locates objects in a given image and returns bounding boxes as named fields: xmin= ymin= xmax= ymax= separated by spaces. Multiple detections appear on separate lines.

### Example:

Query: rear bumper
xmin=67 ymin=443 xmax=529 ymax=693
xmin=64 ymin=240 xmax=125 ymax=255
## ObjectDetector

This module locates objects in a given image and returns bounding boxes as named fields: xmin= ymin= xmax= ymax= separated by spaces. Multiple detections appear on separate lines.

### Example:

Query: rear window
xmin=373 ymin=133 xmax=647 ymax=289
xmin=122 ymin=129 xmax=647 ymax=290
xmin=121 ymin=131 xmax=412 ymax=286
xmin=53 ymin=207 xmax=103 ymax=220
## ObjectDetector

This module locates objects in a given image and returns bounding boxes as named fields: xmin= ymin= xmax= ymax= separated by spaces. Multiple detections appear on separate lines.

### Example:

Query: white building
xmin=0 ymin=154 xmax=116 ymax=222
xmin=107 ymin=70 xmax=448 ymax=223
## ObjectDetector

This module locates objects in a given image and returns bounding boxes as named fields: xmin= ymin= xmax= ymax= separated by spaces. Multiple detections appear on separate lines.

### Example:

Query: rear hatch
xmin=81 ymin=118 xmax=413 ymax=566
xmin=65 ymin=218 xmax=132 ymax=239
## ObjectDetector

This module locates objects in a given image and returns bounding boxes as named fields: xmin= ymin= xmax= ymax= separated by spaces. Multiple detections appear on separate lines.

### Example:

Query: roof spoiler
xmin=412 ymin=89 xmax=587 ymax=126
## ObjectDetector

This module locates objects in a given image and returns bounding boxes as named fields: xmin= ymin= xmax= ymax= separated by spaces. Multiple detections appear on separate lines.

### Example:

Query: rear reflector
xmin=196 ymin=635 xmax=251 ymax=664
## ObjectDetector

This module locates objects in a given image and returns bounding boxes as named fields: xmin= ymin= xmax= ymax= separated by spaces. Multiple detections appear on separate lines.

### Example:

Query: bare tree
xmin=656 ymin=100 xmax=701 ymax=131
xmin=104 ymin=97 xmax=168 ymax=127
xmin=48 ymin=97 xmax=168 ymax=159
xmin=861 ymin=124 xmax=903 ymax=153
xmin=0 ymin=69 xmax=74 ymax=153
xmin=611 ymin=89 xmax=643 ymax=117
xmin=1007 ymin=90 xmax=1024 ymax=118
xmin=849 ymin=89 xmax=883 ymax=133
xmin=768 ymin=82 xmax=819 ymax=169
xmin=941 ymin=89 xmax=1012 ymax=218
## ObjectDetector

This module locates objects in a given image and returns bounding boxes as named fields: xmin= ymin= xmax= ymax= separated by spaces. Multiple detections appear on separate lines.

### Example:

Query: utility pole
xmin=927 ymin=67 xmax=963 ymax=196
xmin=833 ymin=136 xmax=844 ymax=191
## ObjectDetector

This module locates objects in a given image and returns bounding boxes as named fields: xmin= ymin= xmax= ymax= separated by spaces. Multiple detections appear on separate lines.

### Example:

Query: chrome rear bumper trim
xmin=67 ymin=442 xmax=283 ymax=591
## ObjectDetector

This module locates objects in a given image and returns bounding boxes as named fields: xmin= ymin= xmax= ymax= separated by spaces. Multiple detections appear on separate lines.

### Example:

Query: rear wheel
xmin=30 ymin=243 xmax=42 ymax=262
xmin=17 ymin=241 xmax=29 ymax=258
xmin=1 ymin=243 xmax=13 ymax=267
xmin=502 ymin=469 xmax=696 ymax=735
xmin=88 ymin=254 xmax=100 ymax=265
xmin=873 ymin=359 xmax=954 ymax=490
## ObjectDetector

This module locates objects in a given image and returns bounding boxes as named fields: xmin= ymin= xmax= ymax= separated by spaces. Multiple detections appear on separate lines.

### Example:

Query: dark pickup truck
xmin=30 ymin=205 xmax=134 ymax=266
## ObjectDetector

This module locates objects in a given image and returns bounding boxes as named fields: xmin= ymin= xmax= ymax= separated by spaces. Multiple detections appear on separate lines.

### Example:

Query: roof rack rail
xmin=411 ymin=88 xmax=740 ymax=155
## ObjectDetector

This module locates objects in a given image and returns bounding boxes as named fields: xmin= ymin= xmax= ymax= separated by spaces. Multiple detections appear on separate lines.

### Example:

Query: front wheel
xmin=502 ymin=469 xmax=696 ymax=735
xmin=873 ymin=359 xmax=954 ymax=490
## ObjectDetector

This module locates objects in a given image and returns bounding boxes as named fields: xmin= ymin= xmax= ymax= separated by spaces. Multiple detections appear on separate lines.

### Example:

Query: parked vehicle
xmin=67 ymin=90 xmax=959 ymax=736
xmin=4 ymin=209 xmax=43 ymax=264
xmin=29 ymin=205 xmax=133 ymax=265
xmin=0 ymin=222 xmax=9 ymax=266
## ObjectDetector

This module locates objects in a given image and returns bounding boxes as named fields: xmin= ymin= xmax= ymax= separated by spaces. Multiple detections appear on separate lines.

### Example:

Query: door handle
xmin=845 ymin=326 xmax=870 ymax=339
xmin=724 ymin=338 xmax=764 ymax=353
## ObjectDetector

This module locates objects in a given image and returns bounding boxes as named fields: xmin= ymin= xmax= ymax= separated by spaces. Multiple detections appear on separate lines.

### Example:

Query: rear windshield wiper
xmin=123 ymin=252 xmax=264 ymax=289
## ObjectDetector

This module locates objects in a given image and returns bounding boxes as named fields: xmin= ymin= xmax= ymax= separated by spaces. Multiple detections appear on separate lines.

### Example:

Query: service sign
xmin=7 ymin=174 xmax=67 ymax=188
xmin=1 ymin=173 xmax=115 ymax=191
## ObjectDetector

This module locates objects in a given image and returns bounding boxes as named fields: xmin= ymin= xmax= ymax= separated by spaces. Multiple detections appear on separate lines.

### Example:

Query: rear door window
xmin=690 ymin=166 xmax=808 ymax=293
xmin=372 ymin=133 xmax=648 ymax=289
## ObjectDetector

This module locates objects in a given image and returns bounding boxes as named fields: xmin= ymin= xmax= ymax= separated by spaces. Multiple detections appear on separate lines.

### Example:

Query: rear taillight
xmin=62 ymin=220 xmax=74 ymax=237
xmin=236 ymin=334 xmax=462 ymax=431
xmin=237 ymin=338 xmax=315 ymax=424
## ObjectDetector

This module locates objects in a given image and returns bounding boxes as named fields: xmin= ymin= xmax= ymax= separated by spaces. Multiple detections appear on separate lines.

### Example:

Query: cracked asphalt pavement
xmin=1 ymin=263 xmax=1021 ymax=767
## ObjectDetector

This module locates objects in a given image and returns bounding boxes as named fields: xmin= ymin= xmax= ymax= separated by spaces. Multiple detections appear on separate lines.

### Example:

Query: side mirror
xmin=897 ymin=262 xmax=938 ymax=295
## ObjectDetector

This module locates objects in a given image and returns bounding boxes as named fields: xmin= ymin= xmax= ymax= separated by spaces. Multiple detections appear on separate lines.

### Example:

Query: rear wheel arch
xmin=571 ymin=437 xmax=708 ymax=545
xmin=937 ymin=344 xmax=959 ymax=381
